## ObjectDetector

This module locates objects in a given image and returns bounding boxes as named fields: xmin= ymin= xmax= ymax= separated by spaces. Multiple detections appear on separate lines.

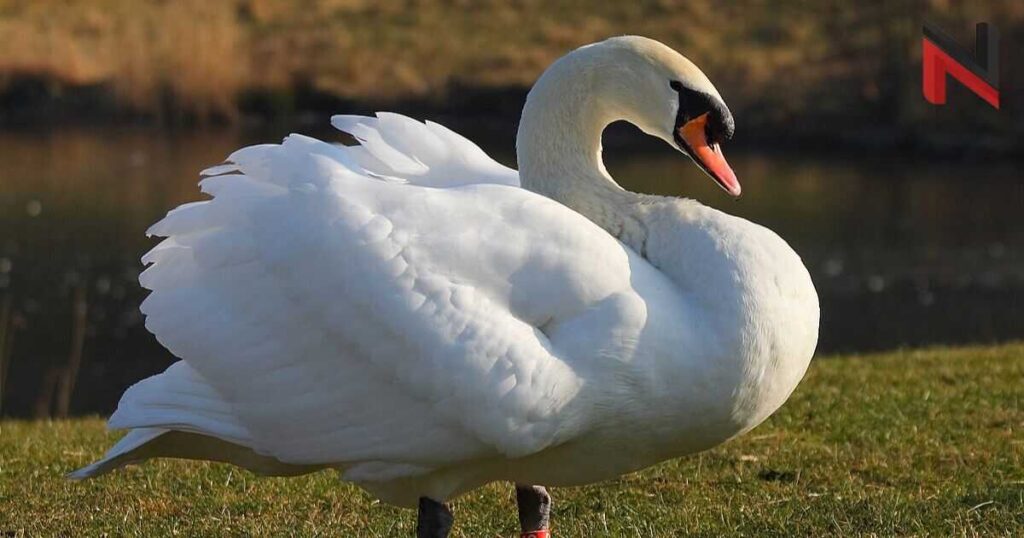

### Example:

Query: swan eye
xmin=669 ymin=80 xmax=683 ymax=92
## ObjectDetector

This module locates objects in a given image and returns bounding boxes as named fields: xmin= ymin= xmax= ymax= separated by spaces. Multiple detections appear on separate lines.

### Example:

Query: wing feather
xmin=121 ymin=115 xmax=641 ymax=480
xmin=331 ymin=113 xmax=518 ymax=187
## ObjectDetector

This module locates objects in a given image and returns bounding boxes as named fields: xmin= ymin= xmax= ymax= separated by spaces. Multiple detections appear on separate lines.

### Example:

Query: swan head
xmin=583 ymin=36 xmax=740 ymax=197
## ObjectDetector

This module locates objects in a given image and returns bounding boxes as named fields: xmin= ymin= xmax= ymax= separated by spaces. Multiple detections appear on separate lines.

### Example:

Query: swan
xmin=71 ymin=36 xmax=819 ymax=537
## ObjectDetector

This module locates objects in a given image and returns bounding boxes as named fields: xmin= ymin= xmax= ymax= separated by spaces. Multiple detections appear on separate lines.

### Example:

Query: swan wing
xmin=330 ymin=112 xmax=519 ymax=187
xmin=127 ymin=121 xmax=639 ymax=479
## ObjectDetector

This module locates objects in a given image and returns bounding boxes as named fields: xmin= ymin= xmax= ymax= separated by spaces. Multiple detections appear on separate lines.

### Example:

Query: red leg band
xmin=521 ymin=531 xmax=550 ymax=538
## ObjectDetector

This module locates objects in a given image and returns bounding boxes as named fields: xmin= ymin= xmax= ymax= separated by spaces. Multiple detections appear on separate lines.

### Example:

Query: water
xmin=1 ymin=125 xmax=1021 ymax=416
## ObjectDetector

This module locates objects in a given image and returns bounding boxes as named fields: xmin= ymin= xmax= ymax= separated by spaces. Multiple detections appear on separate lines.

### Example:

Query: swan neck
xmin=515 ymin=51 xmax=643 ymax=244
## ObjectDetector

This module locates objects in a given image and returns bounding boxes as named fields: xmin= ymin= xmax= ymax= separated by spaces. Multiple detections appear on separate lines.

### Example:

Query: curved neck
xmin=516 ymin=49 xmax=649 ymax=251
xmin=512 ymin=43 xmax=820 ymax=436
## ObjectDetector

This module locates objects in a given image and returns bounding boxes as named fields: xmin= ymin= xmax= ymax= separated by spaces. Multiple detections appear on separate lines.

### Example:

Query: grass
xmin=1 ymin=343 xmax=1022 ymax=536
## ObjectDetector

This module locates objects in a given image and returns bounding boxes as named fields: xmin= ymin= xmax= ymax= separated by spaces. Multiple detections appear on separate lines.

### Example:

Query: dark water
xmin=1 ymin=125 xmax=1022 ymax=417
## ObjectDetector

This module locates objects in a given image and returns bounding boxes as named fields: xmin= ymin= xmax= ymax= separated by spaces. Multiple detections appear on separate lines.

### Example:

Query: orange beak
xmin=677 ymin=113 xmax=741 ymax=198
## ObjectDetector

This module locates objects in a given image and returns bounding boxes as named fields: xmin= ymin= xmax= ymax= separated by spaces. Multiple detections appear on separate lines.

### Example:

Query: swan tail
xmin=330 ymin=112 xmax=520 ymax=188
xmin=68 ymin=427 xmax=167 ymax=479
xmin=69 ymin=361 xmax=324 ymax=480
xmin=107 ymin=361 xmax=253 ymax=446
xmin=68 ymin=427 xmax=324 ymax=480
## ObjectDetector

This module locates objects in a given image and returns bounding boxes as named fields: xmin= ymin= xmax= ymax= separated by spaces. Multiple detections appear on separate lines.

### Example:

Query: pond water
xmin=1 ymin=124 xmax=1021 ymax=416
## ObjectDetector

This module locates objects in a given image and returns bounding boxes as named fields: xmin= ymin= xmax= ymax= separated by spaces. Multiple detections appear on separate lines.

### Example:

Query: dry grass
xmin=2 ymin=0 xmax=1023 ymax=129
xmin=0 ymin=0 xmax=243 ymax=121
xmin=1 ymin=343 xmax=1022 ymax=536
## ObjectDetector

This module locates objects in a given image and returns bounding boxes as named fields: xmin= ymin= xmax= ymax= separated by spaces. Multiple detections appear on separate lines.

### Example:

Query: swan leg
xmin=416 ymin=497 xmax=453 ymax=538
xmin=515 ymin=484 xmax=551 ymax=537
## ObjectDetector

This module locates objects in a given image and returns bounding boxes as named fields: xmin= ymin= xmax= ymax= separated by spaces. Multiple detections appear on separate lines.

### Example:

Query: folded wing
xmin=118 ymin=115 xmax=641 ymax=481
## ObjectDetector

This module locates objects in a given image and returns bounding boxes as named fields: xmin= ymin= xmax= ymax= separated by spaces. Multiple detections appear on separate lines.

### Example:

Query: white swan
xmin=72 ymin=36 xmax=818 ymax=536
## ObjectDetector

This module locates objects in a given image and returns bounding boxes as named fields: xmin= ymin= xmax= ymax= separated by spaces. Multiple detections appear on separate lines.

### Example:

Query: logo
xmin=922 ymin=22 xmax=999 ymax=109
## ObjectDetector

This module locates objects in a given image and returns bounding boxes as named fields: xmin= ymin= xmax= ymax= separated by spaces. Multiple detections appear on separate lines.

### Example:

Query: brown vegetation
xmin=0 ymin=0 xmax=1022 ymax=143
xmin=0 ymin=0 xmax=243 ymax=121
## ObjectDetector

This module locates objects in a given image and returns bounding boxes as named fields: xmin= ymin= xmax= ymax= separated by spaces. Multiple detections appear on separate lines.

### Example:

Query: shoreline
xmin=2 ymin=86 xmax=1022 ymax=161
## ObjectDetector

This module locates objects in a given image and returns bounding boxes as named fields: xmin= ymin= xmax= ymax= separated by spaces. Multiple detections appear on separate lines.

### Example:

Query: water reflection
xmin=0 ymin=126 xmax=1021 ymax=416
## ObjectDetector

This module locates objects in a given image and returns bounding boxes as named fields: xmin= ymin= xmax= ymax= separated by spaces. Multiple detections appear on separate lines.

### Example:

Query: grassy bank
xmin=1 ymin=1 xmax=1023 ymax=150
xmin=1 ymin=343 xmax=1022 ymax=536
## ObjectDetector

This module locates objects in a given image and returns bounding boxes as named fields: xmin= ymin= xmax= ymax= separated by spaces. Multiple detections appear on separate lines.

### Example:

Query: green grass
xmin=2 ymin=343 xmax=1022 ymax=536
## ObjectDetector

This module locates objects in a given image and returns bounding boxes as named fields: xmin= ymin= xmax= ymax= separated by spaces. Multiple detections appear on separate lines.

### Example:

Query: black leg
xmin=416 ymin=497 xmax=453 ymax=538
xmin=515 ymin=484 xmax=551 ymax=536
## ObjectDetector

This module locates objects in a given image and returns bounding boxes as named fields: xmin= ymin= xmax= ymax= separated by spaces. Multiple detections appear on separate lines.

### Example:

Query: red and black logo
xmin=922 ymin=22 xmax=999 ymax=109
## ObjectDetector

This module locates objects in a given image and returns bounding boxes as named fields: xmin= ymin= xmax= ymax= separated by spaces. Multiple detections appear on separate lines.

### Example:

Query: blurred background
xmin=0 ymin=0 xmax=1021 ymax=418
